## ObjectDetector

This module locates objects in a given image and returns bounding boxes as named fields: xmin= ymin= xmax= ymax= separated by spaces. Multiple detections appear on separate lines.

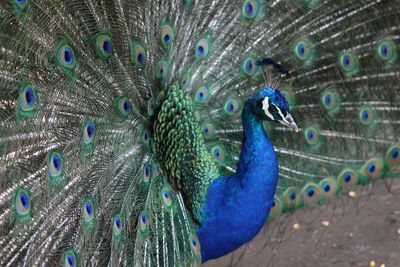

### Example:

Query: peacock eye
xmin=268 ymin=105 xmax=278 ymax=114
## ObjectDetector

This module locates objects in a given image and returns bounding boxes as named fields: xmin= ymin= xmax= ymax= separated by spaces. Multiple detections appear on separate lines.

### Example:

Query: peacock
xmin=0 ymin=0 xmax=399 ymax=265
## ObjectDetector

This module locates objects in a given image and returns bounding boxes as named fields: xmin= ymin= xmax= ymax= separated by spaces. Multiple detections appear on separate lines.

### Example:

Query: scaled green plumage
xmin=155 ymin=85 xmax=220 ymax=222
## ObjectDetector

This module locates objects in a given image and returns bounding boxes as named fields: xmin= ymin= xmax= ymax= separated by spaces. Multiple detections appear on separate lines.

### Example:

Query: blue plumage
xmin=197 ymin=88 xmax=282 ymax=261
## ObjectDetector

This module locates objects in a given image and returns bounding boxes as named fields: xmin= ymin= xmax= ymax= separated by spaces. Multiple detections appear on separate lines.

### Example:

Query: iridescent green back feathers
xmin=154 ymin=85 xmax=220 ymax=222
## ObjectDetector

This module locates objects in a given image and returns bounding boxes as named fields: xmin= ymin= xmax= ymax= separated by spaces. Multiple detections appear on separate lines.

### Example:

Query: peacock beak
xmin=279 ymin=113 xmax=298 ymax=133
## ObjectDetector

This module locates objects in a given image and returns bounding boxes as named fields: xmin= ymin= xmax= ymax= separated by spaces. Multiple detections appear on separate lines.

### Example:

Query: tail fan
xmin=0 ymin=0 xmax=399 ymax=266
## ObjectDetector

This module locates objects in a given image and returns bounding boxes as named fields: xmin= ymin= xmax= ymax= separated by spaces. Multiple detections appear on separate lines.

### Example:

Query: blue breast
xmin=196 ymin=103 xmax=279 ymax=262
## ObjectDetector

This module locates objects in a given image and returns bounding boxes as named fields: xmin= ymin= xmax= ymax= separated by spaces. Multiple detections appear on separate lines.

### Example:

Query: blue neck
xmin=196 ymin=101 xmax=279 ymax=262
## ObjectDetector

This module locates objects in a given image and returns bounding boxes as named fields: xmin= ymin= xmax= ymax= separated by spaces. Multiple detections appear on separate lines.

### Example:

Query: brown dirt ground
xmin=205 ymin=179 xmax=400 ymax=267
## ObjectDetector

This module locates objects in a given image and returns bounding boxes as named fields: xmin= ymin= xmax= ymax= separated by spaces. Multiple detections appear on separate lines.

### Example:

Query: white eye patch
xmin=262 ymin=97 xmax=274 ymax=120
xmin=262 ymin=96 xmax=285 ymax=121
xmin=276 ymin=105 xmax=285 ymax=120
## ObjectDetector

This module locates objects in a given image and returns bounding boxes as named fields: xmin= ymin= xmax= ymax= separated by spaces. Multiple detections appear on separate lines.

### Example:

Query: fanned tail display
xmin=0 ymin=0 xmax=399 ymax=265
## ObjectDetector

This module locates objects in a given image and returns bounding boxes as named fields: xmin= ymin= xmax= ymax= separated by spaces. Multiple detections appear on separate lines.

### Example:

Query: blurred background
xmin=205 ymin=179 xmax=400 ymax=267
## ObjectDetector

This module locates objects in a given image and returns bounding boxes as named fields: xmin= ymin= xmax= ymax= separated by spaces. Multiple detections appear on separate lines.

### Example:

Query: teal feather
xmin=0 ymin=0 xmax=399 ymax=266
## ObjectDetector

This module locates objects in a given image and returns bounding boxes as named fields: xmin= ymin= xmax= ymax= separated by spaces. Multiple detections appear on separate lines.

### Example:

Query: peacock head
xmin=251 ymin=87 xmax=298 ymax=132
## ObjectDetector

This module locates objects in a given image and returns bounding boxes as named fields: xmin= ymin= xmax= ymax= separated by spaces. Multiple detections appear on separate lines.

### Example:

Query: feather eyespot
xmin=113 ymin=214 xmax=122 ymax=240
xmin=283 ymin=187 xmax=299 ymax=209
xmin=386 ymin=145 xmax=400 ymax=166
xmin=18 ymin=85 xmax=36 ymax=116
xmin=241 ymin=0 xmax=262 ymax=19
xmin=301 ymin=183 xmax=320 ymax=206
xmin=377 ymin=40 xmax=396 ymax=63
xmin=321 ymin=90 xmax=340 ymax=114
xmin=318 ymin=178 xmax=337 ymax=200
xmin=15 ymin=189 xmax=31 ymax=216
xmin=82 ymin=199 xmax=95 ymax=228
xmin=193 ymin=85 xmax=210 ymax=104
xmin=362 ymin=158 xmax=383 ymax=181
xmin=338 ymin=168 xmax=358 ymax=192
xmin=223 ymin=98 xmax=242 ymax=115
xmin=95 ymin=34 xmax=113 ymax=58
xmin=180 ymin=72 xmax=192 ymax=89
xmin=294 ymin=39 xmax=314 ymax=63
xmin=83 ymin=121 xmax=95 ymax=149
xmin=115 ymin=96 xmax=131 ymax=117
xmin=201 ymin=122 xmax=216 ymax=139
xmin=154 ymin=60 xmax=169 ymax=80
xmin=140 ymin=128 xmax=151 ymax=151
xmin=131 ymin=42 xmax=146 ymax=67
xmin=56 ymin=44 xmax=76 ymax=70
xmin=211 ymin=145 xmax=226 ymax=163
xmin=241 ymin=57 xmax=258 ymax=76
xmin=339 ymin=51 xmax=359 ymax=75
xmin=195 ymin=36 xmax=211 ymax=59
xmin=190 ymin=234 xmax=201 ymax=254
xmin=359 ymin=106 xmax=376 ymax=126
xmin=161 ymin=21 xmax=175 ymax=48
xmin=48 ymin=151 xmax=63 ymax=181
xmin=139 ymin=210 xmax=149 ymax=236
xmin=160 ymin=185 xmax=173 ymax=211
xmin=162 ymin=191 xmax=171 ymax=206
xmin=151 ymin=161 xmax=162 ymax=177
xmin=142 ymin=164 xmax=151 ymax=184
xmin=304 ymin=127 xmax=320 ymax=146
xmin=62 ymin=250 xmax=76 ymax=267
